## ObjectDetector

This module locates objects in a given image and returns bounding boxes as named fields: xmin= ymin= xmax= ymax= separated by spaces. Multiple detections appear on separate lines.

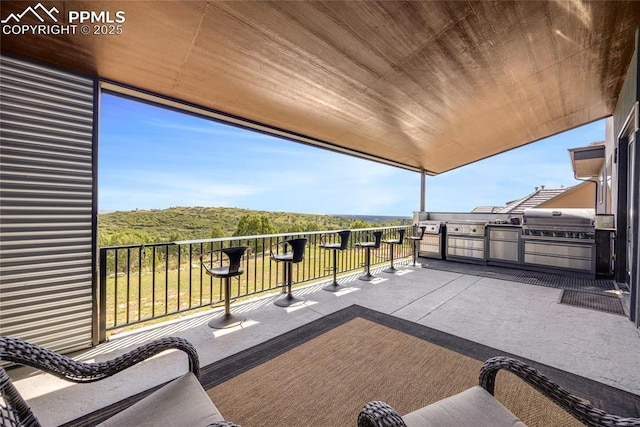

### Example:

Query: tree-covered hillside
xmin=99 ymin=206 xmax=411 ymax=246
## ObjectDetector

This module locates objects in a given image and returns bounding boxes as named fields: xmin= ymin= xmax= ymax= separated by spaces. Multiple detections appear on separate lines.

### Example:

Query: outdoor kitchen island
xmin=415 ymin=209 xmax=601 ymax=279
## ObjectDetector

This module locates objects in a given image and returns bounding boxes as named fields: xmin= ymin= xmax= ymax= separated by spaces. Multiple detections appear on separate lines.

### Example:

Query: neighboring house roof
xmin=471 ymin=206 xmax=501 ymax=213
xmin=473 ymin=186 xmax=574 ymax=214
xmin=497 ymin=187 xmax=570 ymax=214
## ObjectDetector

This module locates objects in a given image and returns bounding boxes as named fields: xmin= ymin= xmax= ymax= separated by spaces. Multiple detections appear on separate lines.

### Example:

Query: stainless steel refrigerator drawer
xmin=489 ymin=228 xmax=520 ymax=241
xmin=447 ymin=246 xmax=485 ymax=259
xmin=447 ymin=237 xmax=484 ymax=250
xmin=524 ymin=241 xmax=592 ymax=258
xmin=523 ymin=253 xmax=592 ymax=271
xmin=489 ymin=240 xmax=519 ymax=262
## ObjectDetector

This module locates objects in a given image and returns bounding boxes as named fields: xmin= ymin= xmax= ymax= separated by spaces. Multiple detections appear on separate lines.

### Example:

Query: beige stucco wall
xmin=539 ymin=181 xmax=596 ymax=209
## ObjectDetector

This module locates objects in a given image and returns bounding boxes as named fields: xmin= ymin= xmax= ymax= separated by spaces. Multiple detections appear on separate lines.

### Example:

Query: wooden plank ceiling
xmin=1 ymin=1 xmax=639 ymax=174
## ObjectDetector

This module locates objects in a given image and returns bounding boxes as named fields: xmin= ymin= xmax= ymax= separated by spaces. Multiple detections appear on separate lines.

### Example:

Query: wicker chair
xmin=358 ymin=356 xmax=640 ymax=427
xmin=0 ymin=336 xmax=240 ymax=427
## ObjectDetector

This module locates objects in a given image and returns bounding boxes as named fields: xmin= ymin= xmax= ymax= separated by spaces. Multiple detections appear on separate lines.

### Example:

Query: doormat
xmin=559 ymin=290 xmax=626 ymax=315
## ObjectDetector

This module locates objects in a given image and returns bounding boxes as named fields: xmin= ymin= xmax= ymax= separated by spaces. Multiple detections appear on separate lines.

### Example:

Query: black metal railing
xmin=98 ymin=226 xmax=413 ymax=339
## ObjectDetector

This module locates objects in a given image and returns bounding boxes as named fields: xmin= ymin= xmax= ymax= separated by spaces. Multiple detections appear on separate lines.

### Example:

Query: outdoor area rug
xmin=200 ymin=305 xmax=640 ymax=427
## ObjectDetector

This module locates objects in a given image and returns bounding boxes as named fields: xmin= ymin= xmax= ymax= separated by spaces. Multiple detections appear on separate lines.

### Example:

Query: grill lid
xmin=522 ymin=208 xmax=595 ymax=227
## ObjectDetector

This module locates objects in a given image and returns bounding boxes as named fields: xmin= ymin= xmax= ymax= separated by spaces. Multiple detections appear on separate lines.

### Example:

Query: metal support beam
xmin=420 ymin=169 xmax=426 ymax=212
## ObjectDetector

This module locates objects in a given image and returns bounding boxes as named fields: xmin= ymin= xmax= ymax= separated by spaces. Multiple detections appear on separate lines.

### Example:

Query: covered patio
xmin=1 ymin=0 xmax=640 ymax=425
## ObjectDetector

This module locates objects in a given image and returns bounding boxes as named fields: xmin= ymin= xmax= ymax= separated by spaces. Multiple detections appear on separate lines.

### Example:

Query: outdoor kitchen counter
xmin=445 ymin=220 xmax=488 ymax=264
xmin=486 ymin=224 xmax=522 ymax=266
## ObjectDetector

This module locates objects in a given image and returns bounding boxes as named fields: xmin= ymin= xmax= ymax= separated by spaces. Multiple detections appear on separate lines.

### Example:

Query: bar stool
xmin=355 ymin=230 xmax=383 ymax=281
xmin=382 ymin=229 xmax=405 ymax=273
xmin=199 ymin=245 xmax=250 ymax=329
xmin=406 ymin=225 xmax=426 ymax=267
xmin=270 ymin=238 xmax=308 ymax=307
xmin=319 ymin=230 xmax=351 ymax=292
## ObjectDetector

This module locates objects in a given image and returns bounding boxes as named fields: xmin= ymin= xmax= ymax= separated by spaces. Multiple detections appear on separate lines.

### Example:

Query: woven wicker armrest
xmin=0 ymin=336 xmax=200 ymax=383
xmin=358 ymin=400 xmax=408 ymax=427
xmin=479 ymin=356 xmax=640 ymax=427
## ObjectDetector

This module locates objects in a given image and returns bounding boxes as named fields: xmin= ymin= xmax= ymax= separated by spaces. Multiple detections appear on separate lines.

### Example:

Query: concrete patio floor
xmin=12 ymin=259 xmax=640 ymax=426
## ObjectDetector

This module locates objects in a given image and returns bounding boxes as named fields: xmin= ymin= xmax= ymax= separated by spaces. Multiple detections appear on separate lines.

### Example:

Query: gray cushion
xmin=402 ymin=385 xmax=526 ymax=427
xmin=98 ymin=372 xmax=225 ymax=427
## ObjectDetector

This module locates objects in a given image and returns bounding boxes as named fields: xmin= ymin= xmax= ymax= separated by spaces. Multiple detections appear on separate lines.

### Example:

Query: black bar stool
xmin=355 ymin=230 xmax=383 ymax=281
xmin=270 ymin=238 xmax=308 ymax=307
xmin=319 ymin=230 xmax=351 ymax=292
xmin=406 ymin=225 xmax=426 ymax=267
xmin=382 ymin=229 xmax=405 ymax=273
xmin=199 ymin=245 xmax=250 ymax=329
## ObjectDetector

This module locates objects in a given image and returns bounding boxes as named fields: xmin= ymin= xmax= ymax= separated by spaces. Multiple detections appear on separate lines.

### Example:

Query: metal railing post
xmin=98 ymin=247 xmax=107 ymax=343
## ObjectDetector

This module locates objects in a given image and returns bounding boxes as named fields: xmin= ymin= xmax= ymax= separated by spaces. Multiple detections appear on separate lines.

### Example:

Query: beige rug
xmin=207 ymin=317 xmax=582 ymax=426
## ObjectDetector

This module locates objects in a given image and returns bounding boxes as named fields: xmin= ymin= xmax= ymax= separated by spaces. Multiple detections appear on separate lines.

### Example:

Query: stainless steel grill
xmin=417 ymin=220 xmax=445 ymax=259
xmin=521 ymin=208 xmax=596 ymax=275
xmin=522 ymin=208 xmax=595 ymax=242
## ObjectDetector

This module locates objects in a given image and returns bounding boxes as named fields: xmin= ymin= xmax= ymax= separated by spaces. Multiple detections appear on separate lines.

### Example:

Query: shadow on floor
xmin=419 ymin=257 xmax=626 ymax=315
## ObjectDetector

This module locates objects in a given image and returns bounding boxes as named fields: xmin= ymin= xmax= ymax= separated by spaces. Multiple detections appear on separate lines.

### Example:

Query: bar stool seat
xmin=199 ymin=246 xmax=250 ymax=329
xmin=355 ymin=230 xmax=383 ymax=281
xmin=382 ymin=229 xmax=405 ymax=273
xmin=406 ymin=225 xmax=426 ymax=267
xmin=270 ymin=238 xmax=307 ymax=307
xmin=319 ymin=230 xmax=351 ymax=292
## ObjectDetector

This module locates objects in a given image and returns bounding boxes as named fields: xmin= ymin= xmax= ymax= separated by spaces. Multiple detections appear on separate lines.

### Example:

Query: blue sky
xmin=99 ymin=93 xmax=604 ymax=216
